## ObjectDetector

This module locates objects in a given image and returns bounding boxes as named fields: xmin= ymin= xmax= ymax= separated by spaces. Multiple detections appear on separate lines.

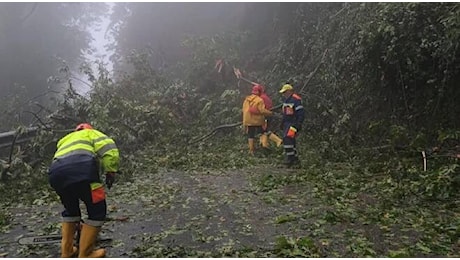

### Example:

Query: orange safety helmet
xmin=251 ymin=84 xmax=263 ymax=95
xmin=75 ymin=123 xmax=93 ymax=131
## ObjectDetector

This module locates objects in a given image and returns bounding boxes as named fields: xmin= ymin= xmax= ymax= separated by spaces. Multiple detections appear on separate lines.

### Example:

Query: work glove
xmin=105 ymin=172 xmax=116 ymax=190
xmin=286 ymin=126 xmax=297 ymax=138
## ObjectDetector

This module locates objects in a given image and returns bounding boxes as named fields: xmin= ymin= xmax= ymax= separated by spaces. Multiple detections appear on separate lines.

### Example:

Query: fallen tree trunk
xmin=188 ymin=122 xmax=243 ymax=145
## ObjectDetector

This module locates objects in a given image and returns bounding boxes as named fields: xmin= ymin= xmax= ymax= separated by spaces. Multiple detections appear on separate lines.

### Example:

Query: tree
xmin=108 ymin=3 xmax=246 ymax=74
xmin=0 ymin=3 xmax=108 ymax=130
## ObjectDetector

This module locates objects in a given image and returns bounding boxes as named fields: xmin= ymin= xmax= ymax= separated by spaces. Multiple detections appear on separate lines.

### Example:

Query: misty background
xmin=1 ymin=3 xmax=460 ymax=257
xmin=0 ymin=2 xmax=459 ymax=135
xmin=0 ymin=2 xmax=267 ymax=128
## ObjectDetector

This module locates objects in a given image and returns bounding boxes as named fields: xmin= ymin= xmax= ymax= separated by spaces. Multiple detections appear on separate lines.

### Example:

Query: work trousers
xmin=283 ymin=123 xmax=299 ymax=162
xmin=56 ymin=181 xmax=107 ymax=227
xmin=247 ymin=125 xmax=263 ymax=139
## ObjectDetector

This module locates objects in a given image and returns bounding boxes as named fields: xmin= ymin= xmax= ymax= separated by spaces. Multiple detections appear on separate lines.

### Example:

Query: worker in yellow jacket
xmin=242 ymin=85 xmax=273 ymax=155
xmin=257 ymin=84 xmax=283 ymax=148
xmin=48 ymin=123 xmax=119 ymax=258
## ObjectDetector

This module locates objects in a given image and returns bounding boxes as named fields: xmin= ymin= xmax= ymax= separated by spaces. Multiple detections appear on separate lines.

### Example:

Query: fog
xmin=78 ymin=3 xmax=115 ymax=95
xmin=0 ymin=2 xmax=257 ymax=98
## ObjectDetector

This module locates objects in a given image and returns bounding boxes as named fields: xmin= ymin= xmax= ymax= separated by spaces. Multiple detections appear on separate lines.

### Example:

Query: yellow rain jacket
xmin=242 ymin=94 xmax=272 ymax=126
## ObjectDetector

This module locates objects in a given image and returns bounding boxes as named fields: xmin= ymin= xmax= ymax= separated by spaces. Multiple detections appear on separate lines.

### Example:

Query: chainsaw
xmin=18 ymin=235 xmax=65 ymax=245
xmin=17 ymin=234 xmax=112 ymax=245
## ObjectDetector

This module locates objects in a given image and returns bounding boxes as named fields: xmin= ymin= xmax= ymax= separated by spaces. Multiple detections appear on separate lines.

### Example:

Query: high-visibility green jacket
xmin=53 ymin=129 xmax=119 ymax=173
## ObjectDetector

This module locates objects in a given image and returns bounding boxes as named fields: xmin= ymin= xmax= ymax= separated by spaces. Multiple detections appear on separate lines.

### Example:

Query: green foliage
xmin=179 ymin=31 xmax=247 ymax=86
xmin=0 ymin=211 xmax=10 ymax=228
xmin=274 ymin=236 xmax=321 ymax=257
xmin=409 ymin=164 xmax=460 ymax=200
xmin=257 ymin=174 xmax=303 ymax=192
xmin=356 ymin=3 xmax=460 ymax=128
xmin=1 ymin=3 xmax=460 ymax=258
xmin=437 ymin=129 xmax=460 ymax=144
xmin=107 ymin=2 xmax=460 ymax=149
xmin=274 ymin=214 xmax=297 ymax=224
xmin=0 ymin=163 xmax=55 ymax=205
xmin=251 ymin=2 xmax=460 ymax=146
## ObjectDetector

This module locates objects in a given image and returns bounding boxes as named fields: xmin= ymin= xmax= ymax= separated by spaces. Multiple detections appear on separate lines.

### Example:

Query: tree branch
xmin=188 ymin=122 xmax=242 ymax=145
xmin=299 ymin=49 xmax=328 ymax=95
xmin=23 ymin=111 xmax=51 ymax=130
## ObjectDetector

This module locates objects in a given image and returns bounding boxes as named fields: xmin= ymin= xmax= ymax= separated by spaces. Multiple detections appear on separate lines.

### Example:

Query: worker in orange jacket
xmin=279 ymin=84 xmax=305 ymax=166
xmin=242 ymin=85 xmax=273 ymax=155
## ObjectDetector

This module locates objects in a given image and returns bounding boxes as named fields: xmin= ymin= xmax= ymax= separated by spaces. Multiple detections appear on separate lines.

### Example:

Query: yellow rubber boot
xmin=78 ymin=223 xmax=105 ymax=258
xmin=248 ymin=139 xmax=255 ymax=155
xmin=260 ymin=134 xmax=269 ymax=148
xmin=61 ymin=222 xmax=78 ymax=258
xmin=269 ymin=133 xmax=283 ymax=147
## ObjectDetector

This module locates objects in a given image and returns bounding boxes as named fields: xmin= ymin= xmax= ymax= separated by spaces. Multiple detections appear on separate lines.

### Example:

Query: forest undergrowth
xmin=1 ymin=2 xmax=460 ymax=256
xmin=1 ymin=130 xmax=459 ymax=257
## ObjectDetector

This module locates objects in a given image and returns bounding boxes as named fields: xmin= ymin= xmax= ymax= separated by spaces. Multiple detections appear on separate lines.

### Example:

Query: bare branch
xmin=23 ymin=111 xmax=51 ymax=130
xmin=188 ymin=122 xmax=243 ymax=145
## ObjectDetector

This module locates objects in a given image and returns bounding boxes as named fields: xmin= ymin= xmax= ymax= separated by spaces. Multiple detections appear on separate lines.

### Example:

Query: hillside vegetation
xmin=0 ymin=2 xmax=459 ymax=257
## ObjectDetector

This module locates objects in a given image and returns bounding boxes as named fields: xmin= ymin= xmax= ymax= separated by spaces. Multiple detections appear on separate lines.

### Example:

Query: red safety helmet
xmin=75 ymin=123 xmax=93 ymax=131
xmin=251 ymin=84 xmax=263 ymax=95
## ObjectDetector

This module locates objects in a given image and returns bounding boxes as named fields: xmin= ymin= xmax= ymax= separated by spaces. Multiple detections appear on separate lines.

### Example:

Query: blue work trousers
xmin=282 ymin=123 xmax=299 ymax=161
xmin=56 ymin=181 xmax=107 ymax=226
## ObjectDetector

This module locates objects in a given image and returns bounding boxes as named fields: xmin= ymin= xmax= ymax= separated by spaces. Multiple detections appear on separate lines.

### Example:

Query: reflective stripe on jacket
xmin=282 ymin=93 xmax=305 ymax=127
xmin=54 ymin=129 xmax=119 ymax=172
